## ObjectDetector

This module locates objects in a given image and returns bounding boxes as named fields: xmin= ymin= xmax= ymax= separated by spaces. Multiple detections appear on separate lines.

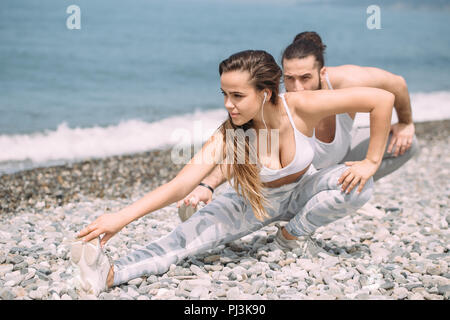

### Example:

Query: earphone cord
xmin=261 ymin=96 xmax=268 ymax=148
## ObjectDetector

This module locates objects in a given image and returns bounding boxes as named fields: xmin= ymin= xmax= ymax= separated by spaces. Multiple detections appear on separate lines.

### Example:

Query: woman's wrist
xmin=364 ymin=156 xmax=381 ymax=167
xmin=199 ymin=182 xmax=214 ymax=194
xmin=116 ymin=209 xmax=134 ymax=226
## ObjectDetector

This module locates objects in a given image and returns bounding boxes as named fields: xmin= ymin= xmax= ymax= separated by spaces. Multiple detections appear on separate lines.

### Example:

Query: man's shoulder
xmin=327 ymin=64 xmax=371 ymax=88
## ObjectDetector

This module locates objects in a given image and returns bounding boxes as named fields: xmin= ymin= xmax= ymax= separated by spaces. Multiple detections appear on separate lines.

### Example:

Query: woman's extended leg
xmin=282 ymin=164 xmax=374 ymax=238
xmin=111 ymin=183 xmax=292 ymax=287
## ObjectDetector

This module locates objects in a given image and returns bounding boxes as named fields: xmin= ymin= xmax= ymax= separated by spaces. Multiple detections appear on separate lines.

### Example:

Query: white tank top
xmin=259 ymin=93 xmax=315 ymax=183
xmin=312 ymin=72 xmax=354 ymax=169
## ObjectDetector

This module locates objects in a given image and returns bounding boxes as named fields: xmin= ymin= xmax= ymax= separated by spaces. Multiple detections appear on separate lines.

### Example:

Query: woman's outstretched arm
xmin=290 ymin=87 xmax=394 ymax=193
xmin=78 ymin=129 xmax=224 ymax=246
xmin=176 ymin=163 xmax=228 ymax=208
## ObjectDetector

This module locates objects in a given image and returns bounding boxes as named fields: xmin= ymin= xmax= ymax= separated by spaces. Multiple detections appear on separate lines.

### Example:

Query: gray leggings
xmin=112 ymin=164 xmax=373 ymax=286
xmin=341 ymin=126 xmax=420 ymax=181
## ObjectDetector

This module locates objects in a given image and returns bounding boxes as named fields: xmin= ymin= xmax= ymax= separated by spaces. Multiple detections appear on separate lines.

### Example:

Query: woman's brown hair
xmin=217 ymin=50 xmax=282 ymax=221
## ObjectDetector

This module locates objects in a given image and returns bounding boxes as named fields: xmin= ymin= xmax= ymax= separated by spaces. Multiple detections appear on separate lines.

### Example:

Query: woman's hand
xmin=77 ymin=212 xmax=127 ymax=248
xmin=338 ymin=159 xmax=379 ymax=194
xmin=176 ymin=185 xmax=213 ymax=209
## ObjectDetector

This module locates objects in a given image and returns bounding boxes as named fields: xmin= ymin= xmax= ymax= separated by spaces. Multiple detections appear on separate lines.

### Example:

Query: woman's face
xmin=283 ymin=55 xmax=321 ymax=92
xmin=220 ymin=70 xmax=262 ymax=126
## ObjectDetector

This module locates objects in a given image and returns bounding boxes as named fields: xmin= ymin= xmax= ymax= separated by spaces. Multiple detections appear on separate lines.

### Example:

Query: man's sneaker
xmin=273 ymin=224 xmax=336 ymax=258
xmin=70 ymin=237 xmax=111 ymax=296
xmin=178 ymin=201 xmax=205 ymax=222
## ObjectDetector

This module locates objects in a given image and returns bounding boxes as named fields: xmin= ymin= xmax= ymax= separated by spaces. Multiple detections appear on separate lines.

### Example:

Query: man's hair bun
xmin=293 ymin=31 xmax=326 ymax=53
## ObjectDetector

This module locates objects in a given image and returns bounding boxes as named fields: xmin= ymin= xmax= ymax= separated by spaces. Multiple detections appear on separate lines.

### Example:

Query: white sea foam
xmin=353 ymin=90 xmax=450 ymax=127
xmin=1 ymin=91 xmax=449 ymax=175
xmin=0 ymin=108 xmax=228 ymax=174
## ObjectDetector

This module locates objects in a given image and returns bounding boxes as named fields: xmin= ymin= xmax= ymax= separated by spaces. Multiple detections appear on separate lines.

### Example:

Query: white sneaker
xmin=70 ymin=237 xmax=111 ymax=296
xmin=273 ymin=224 xmax=336 ymax=258
xmin=273 ymin=223 xmax=309 ymax=251
xmin=178 ymin=200 xmax=205 ymax=222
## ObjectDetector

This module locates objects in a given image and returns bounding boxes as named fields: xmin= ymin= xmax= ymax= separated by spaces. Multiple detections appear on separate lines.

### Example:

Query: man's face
xmin=283 ymin=55 xmax=322 ymax=92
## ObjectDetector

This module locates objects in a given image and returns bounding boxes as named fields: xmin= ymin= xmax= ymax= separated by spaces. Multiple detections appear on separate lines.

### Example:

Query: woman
xmin=179 ymin=31 xmax=418 ymax=218
xmin=72 ymin=50 xmax=394 ymax=295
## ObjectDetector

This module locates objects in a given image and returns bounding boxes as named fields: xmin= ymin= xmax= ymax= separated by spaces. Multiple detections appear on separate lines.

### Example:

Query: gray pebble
xmin=67 ymin=289 xmax=78 ymax=300
xmin=380 ymin=282 xmax=395 ymax=290
xmin=0 ymin=288 xmax=17 ymax=300
xmin=226 ymin=287 xmax=241 ymax=300
xmin=0 ymin=264 xmax=14 ymax=274
xmin=99 ymin=292 xmax=117 ymax=300
xmin=127 ymin=278 xmax=143 ymax=286
xmin=269 ymin=263 xmax=281 ymax=270
xmin=393 ymin=287 xmax=409 ymax=299
xmin=437 ymin=285 xmax=450 ymax=296
xmin=355 ymin=293 xmax=370 ymax=300
xmin=228 ymin=272 xmax=237 ymax=281
xmin=405 ymin=283 xmax=423 ymax=291
xmin=189 ymin=286 xmax=209 ymax=299
xmin=8 ymin=255 xmax=24 ymax=265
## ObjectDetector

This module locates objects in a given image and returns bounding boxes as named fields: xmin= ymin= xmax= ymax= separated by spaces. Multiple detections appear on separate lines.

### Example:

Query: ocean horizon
xmin=1 ymin=0 xmax=449 ymax=175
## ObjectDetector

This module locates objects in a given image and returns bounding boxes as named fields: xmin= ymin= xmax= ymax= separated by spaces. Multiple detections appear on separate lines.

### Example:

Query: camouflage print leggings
xmin=112 ymin=163 xmax=373 ymax=286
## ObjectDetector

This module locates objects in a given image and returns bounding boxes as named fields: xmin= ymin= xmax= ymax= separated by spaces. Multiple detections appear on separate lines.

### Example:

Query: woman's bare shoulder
xmin=284 ymin=91 xmax=315 ymax=116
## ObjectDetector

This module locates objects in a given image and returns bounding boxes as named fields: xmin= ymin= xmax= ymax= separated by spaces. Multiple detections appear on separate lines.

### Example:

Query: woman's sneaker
xmin=273 ymin=223 xmax=309 ymax=252
xmin=273 ymin=224 xmax=336 ymax=258
xmin=70 ymin=237 xmax=111 ymax=296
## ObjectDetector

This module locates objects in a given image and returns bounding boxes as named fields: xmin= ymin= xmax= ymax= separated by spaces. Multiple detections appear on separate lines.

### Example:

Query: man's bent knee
xmin=408 ymin=136 xmax=420 ymax=158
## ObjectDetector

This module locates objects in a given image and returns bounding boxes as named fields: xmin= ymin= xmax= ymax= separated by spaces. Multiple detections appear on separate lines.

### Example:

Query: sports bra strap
xmin=324 ymin=71 xmax=333 ymax=89
xmin=280 ymin=93 xmax=297 ymax=131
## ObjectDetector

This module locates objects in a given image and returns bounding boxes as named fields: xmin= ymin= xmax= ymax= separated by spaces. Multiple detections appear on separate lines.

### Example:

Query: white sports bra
xmin=259 ymin=93 xmax=315 ymax=183
xmin=312 ymin=72 xmax=354 ymax=169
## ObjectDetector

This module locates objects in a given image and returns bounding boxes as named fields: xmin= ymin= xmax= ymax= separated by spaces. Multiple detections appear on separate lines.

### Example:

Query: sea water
xmin=1 ymin=0 xmax=449 ymax=174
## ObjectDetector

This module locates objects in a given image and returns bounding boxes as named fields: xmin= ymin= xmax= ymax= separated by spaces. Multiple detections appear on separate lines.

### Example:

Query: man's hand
xmin=387 ymin=122 xmax=415 ymax=157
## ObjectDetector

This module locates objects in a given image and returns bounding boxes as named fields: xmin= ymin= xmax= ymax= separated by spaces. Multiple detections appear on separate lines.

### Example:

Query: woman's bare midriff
xmin=262 ymin=164 xmax=310 ymax=188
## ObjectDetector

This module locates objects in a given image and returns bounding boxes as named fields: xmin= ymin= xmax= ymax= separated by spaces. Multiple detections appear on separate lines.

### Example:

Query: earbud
xmin=263 ymin=92 xmax=267 ymax=104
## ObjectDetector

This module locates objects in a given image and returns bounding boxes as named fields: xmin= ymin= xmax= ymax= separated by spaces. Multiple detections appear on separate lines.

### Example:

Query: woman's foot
xmin=273 ymin=223 xmax=309 ymax=251
xmin=107 ymin=266 xmax=114 ymax=288
xmin=281 ymin=226 xmax=298 ymax=240
xmin=70 ymin=237 xmax=112 ymax=295
xmin=273 ymin=224 xmax=336 ymax=257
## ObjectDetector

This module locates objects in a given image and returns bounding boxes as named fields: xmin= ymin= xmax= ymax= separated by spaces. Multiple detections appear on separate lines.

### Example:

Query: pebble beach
xmin=0 ymin=120 xmax=449 ymax=300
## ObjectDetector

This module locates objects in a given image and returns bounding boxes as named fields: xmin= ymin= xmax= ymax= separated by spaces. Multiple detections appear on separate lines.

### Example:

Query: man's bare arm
xmin=331 ymin=65 xmax=413 ymax=124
